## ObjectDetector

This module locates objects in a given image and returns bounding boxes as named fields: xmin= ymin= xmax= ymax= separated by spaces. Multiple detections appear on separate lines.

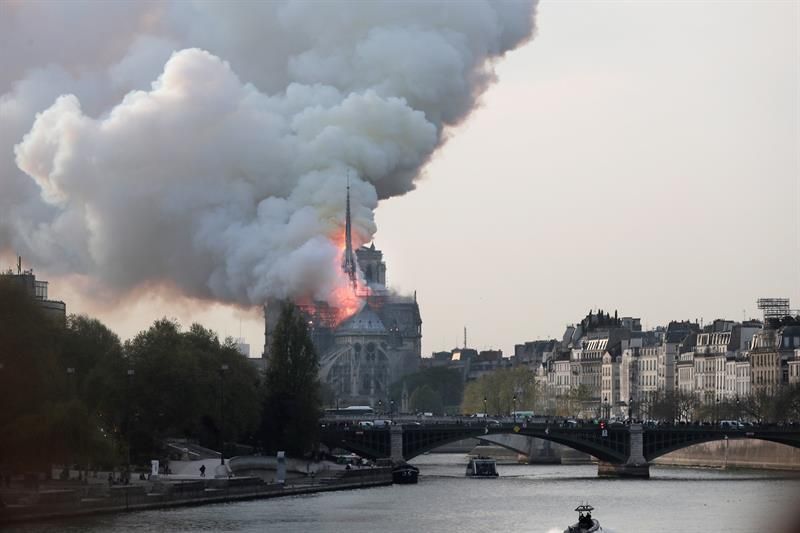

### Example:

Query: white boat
xmin=565 ymin=504 xmax=602 ymax=532
xmin=465 ymin=456 xmax=498 ymax=477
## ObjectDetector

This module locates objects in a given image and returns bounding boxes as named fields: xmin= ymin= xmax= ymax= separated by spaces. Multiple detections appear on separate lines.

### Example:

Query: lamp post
xmin=603 ymin=396 xmax=608 ymax=420
xmin=512 ymin=395 xmax=518 ymax=423
xmin=629 ymin=396 xmax=634 ymax=422
xmin=219 ymin=364 xmax=229 ymax=466
xmin=66 ymin=367 xmax=76 ymax=480
xmin=390 ymin=399 xmax=395 ymax=421
xmin=483 ymin=397 xmax=488 ymax=418
xmin=378 ymin=399 xmax=383 ymax=416
xmin=125 ymin=369 xmax=135 ymax=483
xmin=715 ymin=397 xmax=720 ymax=424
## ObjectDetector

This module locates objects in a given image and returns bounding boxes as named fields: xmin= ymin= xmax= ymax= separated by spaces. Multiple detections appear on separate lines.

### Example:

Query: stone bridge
xmin=319 ymin=421 xmax=800 ymax=477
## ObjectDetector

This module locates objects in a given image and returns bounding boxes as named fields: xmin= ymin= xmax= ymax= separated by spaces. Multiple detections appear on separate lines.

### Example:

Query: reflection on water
xmin=6 ymin=455 xmax=800 ymax=533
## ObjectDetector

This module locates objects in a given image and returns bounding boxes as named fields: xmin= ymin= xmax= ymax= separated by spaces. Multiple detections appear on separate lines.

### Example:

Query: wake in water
xmin=545 ymin=526 xmax=616 ymax=533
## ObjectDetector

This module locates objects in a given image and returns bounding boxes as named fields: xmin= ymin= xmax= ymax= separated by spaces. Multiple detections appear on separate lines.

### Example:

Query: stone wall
xmin=654 ymin=440 xmax=800 ymax=470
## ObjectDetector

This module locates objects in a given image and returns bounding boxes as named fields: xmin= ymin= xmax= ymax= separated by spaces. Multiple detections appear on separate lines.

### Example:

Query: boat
xmin=565 ymin=504 xmax=602 ymax=532
xmin=392 ymin=463 xmax=419 ymax=484
xmin=465 ymin=456 xmax=499 ymax=477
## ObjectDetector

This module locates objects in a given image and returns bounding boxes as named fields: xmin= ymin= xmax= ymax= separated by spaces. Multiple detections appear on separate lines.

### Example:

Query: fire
xmin=328 ymin=229 xmax=370 ymax=325
xmin=296 ymin=230 xmax=371 ymax=328
xmin=330 ymin=283 xmax=366 ymax=325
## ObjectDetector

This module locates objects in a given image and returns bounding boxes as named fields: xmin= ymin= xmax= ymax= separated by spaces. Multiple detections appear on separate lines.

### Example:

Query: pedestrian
xmin=199 ymin=464 xmax=206 ymax=477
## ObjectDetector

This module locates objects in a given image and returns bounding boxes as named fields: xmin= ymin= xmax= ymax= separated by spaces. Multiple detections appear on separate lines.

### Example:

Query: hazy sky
xmin=378 ymin=0 xmax=799 ymax=353
xmin=6 ymin=1 xmax=799 ymax=356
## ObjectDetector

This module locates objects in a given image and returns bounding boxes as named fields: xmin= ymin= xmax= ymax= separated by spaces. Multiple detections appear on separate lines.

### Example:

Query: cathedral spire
xmin=342 ymin=175 xmax=357 ymax=290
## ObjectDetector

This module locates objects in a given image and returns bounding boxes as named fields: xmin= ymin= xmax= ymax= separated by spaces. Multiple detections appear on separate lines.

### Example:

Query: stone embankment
xmin=653 ymin=440 xmax=800 ymax=471
xmin=0 ymin=467 xmax=392 ymax=525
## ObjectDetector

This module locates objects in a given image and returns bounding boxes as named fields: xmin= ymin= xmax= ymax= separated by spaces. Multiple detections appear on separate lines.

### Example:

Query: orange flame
xmin=328 ymin=229 xmax=370 ymax=325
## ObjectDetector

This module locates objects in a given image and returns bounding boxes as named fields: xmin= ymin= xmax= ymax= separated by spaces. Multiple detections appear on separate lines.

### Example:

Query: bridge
xmin=319 ymin=420 xmax=800 ymax=477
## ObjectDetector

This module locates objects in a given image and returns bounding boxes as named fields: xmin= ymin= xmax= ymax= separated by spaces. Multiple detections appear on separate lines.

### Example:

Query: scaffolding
xmin=757 ymin=298 xmax=792 ymax=322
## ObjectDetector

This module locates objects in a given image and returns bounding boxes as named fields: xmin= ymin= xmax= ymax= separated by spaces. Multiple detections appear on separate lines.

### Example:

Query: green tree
xmin=460 ymin=368 xmax=539 ymax=415
xmin=390 ymin=367 xmax=463 ymax=412
xmin=259 ymin=302 xmax=321 ymax=456
xmin=124 ymin=319 xmax=261 ymax=461
xmin=409 ymin=385 xmax=443 ymax=414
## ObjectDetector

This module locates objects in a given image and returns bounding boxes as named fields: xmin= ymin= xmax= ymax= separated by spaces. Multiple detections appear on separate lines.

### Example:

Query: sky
xmin=3 ymin=1 xmax=798 ymax=357
xmin=378 ymin=0 xmax=800 ymax=353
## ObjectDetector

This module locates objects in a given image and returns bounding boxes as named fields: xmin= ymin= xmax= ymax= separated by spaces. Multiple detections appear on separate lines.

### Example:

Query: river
xmin=7 ymin=454 xmax=800 ymax=533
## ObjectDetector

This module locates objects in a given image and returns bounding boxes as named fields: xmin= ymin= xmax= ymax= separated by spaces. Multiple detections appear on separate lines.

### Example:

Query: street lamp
xmin=629 ymin=396 xmax=634 ymax=422
xmin=126 ymin=369 xmax=135 ymax=483
xmin=378 ymin=399 xmax=383 ymax=416
xmin=390 ymin=399 xmax=395 ymax=420
xmin=512 ymin=395 xmax=518 ymax=422
xmin=603 ymin=396 xmax=608 ymax=420
xmin=66 ymin=367 xmax=76 ymax=480
xmin=219 ymin=364 xmax=229 ymax=466
xmin=715 ymin=397 xmax=720 ymax=424
xmin=483 ymin=397 xmax=488 ymax=417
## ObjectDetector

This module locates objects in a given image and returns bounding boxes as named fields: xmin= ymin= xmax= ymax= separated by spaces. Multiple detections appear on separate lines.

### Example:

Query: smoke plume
xmin=1 ymin=1 xmax=537 ymax=307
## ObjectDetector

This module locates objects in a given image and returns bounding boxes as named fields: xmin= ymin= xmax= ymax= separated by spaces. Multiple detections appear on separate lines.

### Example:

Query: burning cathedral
xmin=263 ymin=183 xmax=422 ymax=408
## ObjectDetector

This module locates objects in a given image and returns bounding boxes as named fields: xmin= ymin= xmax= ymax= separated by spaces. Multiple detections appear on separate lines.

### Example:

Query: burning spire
xmin=342 ymin=176 xmax=357 ymax=290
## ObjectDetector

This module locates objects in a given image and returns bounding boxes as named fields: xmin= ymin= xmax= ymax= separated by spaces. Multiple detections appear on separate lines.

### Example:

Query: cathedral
xmin=263 ymin=185 xmax=421 ymax=408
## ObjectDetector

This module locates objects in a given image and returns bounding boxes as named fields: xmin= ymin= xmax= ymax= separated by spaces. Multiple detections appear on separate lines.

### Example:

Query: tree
xmin=390 ymin=367 xmax=463 ymax=412
xmin=460 ymin=368 xmax=538 ymax=415
xmin=409 ymin=385 xmax=443 ymax=414
xmin=565 ymin=385 xmax=591 ymax=418
xmin=258 ymin=301 xmax=321 ymax=456
xmin=124 ymin=318 xmax=261 ymax=461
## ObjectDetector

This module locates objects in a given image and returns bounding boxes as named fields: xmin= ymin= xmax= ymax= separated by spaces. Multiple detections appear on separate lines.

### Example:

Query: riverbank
xmin=653 ymin=439 xmax=800 ymax=471
xmin=0 ymin=467 xmax=392 ymax=525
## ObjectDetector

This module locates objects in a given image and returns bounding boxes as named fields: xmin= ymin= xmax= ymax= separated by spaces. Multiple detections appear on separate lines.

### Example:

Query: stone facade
xmin=302 ymin=244 xmax=421 ymax=408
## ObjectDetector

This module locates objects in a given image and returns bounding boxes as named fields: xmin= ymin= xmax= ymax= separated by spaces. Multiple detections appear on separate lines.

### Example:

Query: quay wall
xmin=0 ymin=468 xmax=392 ymax=525
xmin=654 ymin=440 xmax=800 ymax=471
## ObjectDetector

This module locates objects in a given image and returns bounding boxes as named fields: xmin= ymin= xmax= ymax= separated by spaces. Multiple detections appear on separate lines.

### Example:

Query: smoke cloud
xmin=2 ymin=1 xmax=537 ymax=307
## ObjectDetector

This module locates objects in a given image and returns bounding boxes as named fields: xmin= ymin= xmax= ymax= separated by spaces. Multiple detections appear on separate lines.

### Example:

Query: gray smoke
xmin=1 ymin=1 xmax=537 ymax=306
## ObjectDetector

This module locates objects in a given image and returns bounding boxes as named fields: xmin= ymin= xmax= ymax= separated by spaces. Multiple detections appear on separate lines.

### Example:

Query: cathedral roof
xmin=335 ymin=305 xmax=387 ymax=336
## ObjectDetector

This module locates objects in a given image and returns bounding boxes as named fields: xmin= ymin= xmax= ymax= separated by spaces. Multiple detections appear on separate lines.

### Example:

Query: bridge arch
xmin=319 ymin=422 xmax=800 ymax=467
xmin=643 ymin=432 xmax=800 ymax=461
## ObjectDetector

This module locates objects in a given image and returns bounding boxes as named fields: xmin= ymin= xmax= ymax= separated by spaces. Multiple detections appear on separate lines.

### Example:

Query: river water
xmin=7 ymin=454 xmax=800 ymax=533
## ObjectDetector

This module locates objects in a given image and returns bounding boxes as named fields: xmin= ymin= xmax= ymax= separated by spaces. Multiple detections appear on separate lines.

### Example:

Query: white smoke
xmin=2 ymin=1 xmax=537 ymax=306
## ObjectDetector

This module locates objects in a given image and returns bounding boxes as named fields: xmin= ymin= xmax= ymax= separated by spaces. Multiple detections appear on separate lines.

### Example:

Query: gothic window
xmin=365 ymin=264 xmax=373 ymax=282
